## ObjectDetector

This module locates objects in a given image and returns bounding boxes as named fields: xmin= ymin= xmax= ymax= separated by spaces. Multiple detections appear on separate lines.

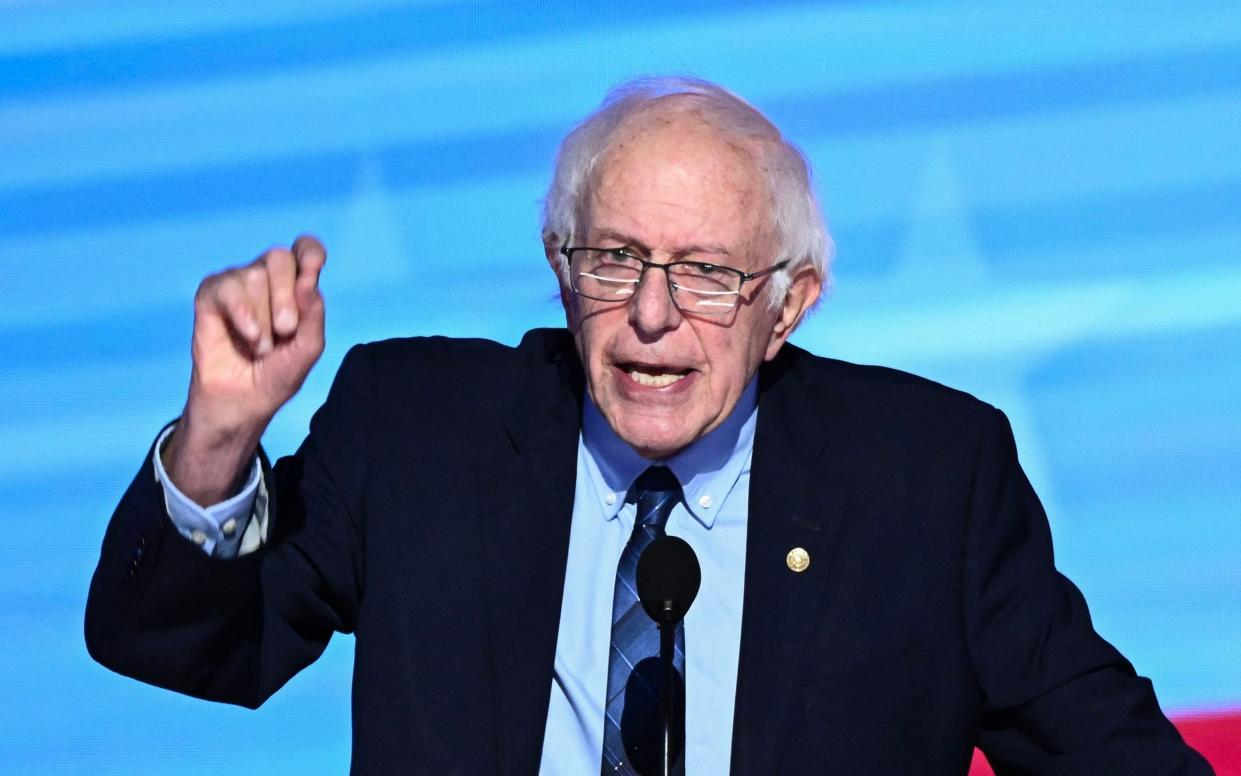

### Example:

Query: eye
xmin=699 ymin=263 xmax=719 ymax=274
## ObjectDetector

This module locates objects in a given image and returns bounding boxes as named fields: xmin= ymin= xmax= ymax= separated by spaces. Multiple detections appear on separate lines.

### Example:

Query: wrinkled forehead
xmin=583 ymin=107 xmax=776 ymax=249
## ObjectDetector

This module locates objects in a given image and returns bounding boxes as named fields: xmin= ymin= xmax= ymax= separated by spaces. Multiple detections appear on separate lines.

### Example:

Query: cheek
xmin=703 ymin=318 xmax=777 ymax=389
xmin=573 ymin=314 xmax=618 ymax=381
xmin=700 ymin=335 xmax=748 ymax=389
xmin=744 ymin=305 xmax=782 ymax=353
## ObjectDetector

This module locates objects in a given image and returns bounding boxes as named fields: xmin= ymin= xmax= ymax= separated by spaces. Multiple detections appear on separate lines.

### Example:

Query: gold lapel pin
xmin=786 ymin=547 xmax=810 ymax=573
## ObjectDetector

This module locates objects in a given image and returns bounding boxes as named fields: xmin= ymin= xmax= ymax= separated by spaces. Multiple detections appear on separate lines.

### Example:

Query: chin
xmin=615 ymin=421 xmax=698 ymax=461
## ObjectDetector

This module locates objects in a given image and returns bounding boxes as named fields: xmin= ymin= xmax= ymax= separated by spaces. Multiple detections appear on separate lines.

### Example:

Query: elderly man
xmin=86 ymin=77 xmax=1209 ymax=775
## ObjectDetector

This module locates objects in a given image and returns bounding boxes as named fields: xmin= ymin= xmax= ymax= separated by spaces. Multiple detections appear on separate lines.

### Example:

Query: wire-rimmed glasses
xmin=560 ymin=246 xmax=788 ymax=316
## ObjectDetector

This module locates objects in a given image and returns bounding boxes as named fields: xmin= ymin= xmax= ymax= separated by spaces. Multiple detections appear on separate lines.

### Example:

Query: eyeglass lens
xmin=571 ymin=249 xmax=741 ymax=313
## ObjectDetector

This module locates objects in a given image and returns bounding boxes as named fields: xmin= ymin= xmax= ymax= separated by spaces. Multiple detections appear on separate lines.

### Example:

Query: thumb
xmin=292 ymin=234 xmax=327 ymax=293
xmin=291 ymin=234 xmax=326 ymax=339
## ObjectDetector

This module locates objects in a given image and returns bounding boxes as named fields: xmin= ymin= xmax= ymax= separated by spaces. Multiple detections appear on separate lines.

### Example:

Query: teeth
xmin=626 ymin=369 xmax=687 ymax=387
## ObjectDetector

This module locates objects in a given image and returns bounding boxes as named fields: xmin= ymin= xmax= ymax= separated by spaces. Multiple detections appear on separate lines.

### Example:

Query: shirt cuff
xmin=152 ymin=424 xmax=263 ymax=558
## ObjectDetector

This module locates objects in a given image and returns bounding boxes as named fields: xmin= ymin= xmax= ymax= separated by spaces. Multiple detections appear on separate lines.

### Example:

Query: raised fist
xmin=163 ymin=235 xmax=327 ymax=505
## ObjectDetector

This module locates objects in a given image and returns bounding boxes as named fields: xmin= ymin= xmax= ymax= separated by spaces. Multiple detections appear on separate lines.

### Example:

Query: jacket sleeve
xmin=966 ymin=408 xmax=1213 ymax=775
xmin=84 ymin=344 xmax=372 ymax=709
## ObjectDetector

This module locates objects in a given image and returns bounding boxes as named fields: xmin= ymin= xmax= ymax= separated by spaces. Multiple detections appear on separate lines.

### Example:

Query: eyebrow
xmin=593 ymin=228 xmax=732 ymax=258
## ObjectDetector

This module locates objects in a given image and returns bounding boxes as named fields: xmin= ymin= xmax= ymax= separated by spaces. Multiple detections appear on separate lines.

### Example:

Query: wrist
xmin=163 ymin=403 xmax=266 ymax=506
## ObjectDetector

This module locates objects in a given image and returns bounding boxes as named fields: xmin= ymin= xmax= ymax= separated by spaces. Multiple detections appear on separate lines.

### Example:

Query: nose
xmin=627 ymin=265 xmax=682 ymax=339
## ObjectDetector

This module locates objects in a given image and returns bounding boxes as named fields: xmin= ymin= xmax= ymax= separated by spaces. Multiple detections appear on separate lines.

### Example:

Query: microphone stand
xmin=659 ymin=600 xmax=676 ymax=776
xmin=636 ymin=534 xmax=698 ymax=776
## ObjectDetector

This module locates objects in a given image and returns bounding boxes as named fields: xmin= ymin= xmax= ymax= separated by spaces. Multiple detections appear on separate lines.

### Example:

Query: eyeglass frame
xmin=559 ymin=244 xmax=789 ymax=314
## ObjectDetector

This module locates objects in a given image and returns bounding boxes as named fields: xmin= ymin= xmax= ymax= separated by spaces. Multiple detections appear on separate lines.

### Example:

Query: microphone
xmin=636 ymin=535 xmax=701 ymax=624
xmin=636 ymin=536 xmax=701 ymax=776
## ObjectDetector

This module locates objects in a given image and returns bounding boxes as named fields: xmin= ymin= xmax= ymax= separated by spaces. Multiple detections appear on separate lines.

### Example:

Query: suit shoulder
xmin=356 ymin=334 xmax=514 ymax=369
xmin=340 ymin=328 xmax=572 ymax=399
xmin=776 ymin=344 xmax=999 ymax=426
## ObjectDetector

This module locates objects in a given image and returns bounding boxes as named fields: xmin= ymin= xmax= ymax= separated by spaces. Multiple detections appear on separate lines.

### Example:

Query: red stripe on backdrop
xmin=967 ymin=710 xmax=1241 ymax=775
xmin=1177 ymin=711 xmax=1241 ymax=775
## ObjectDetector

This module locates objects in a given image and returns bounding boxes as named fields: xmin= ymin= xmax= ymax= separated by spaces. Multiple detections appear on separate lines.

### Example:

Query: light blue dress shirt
xmin=156 ymin=377 xmax=757 ymax=774
xmin=539 ymin=381 xmax=756 ymax=775
xmin=153 ymin=425 xmax=264 ymax=559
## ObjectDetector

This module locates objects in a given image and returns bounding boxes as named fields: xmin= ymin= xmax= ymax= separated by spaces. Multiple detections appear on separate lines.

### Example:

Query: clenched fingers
xmin=194 ymin=238 xmax=326 ymax=361
xmin=242 ymin=262 xmax=274 ymax=355
xmin=264 ymin=247 xmax=299 ymax=337
xmin=197 ymin=269 xmax=261 ymax=353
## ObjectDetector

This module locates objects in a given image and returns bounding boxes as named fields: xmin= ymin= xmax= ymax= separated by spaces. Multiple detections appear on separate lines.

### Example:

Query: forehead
xmin=585 ymin=111 xmax=772 ymax=256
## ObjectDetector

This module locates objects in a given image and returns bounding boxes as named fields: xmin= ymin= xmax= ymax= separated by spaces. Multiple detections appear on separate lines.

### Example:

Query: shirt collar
xmin=581 ymin=377 xmax=758 ymax=529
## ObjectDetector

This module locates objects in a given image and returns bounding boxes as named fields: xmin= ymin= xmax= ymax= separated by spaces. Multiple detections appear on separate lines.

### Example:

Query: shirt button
xmin=604 ymin=493 xmax=617 ymax=505
xmin=191 ymin=530 xmax=207 ymax=546
xmin=221 ymin=518 xmax=237 ymax=536
xmin=698 ymin=494 xmax=713 ymax=509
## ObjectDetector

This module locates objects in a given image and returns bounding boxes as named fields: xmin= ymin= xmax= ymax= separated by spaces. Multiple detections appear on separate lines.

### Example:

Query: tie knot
xmin=628 ymin=466 xmax=681 ymax=500
xmin=628 ymin=466 xmax=682 ymax=531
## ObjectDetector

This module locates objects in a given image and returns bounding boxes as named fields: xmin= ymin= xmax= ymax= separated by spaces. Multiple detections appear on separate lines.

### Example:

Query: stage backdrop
xmin=1 ymin=1 xmax=1238 ymax=773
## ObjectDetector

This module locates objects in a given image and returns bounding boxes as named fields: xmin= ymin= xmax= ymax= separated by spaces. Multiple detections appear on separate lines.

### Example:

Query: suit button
xmin=786 ymin=547 xmax=810 ymax=573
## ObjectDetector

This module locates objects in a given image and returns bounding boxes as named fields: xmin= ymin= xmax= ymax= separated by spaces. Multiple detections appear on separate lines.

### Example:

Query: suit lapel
xmin=478 ymin=332 xmax=584 ymax=775
xmin=730 ymin=346 xmax=855 ymax=775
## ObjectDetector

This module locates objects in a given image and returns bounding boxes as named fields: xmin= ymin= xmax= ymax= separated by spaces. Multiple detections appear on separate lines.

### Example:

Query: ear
xmin=544 ymin=233 xmax=577 ymax=324
xmin=543 ymin=233 xmax=564 ymax=276
xmin=764 ymin=265 xmax=821 ymax=361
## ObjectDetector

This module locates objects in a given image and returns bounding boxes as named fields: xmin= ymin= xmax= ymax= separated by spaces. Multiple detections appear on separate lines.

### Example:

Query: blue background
xmin=1 ymin=1 xmax=1238 ymax=772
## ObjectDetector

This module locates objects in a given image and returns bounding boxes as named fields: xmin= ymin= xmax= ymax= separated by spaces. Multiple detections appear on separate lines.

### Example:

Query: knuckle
xmin=266 ymin=246 xmax=294 ymax=265
xmin=243 ymin=265 xmax=268 ymax=288
xmin=207 ymin=273 xmax=236 ymax=300
xmin=195 ymin=275 xmax=216 ymax=298
xmin=198 ymin=266 xmax=236 ymax=294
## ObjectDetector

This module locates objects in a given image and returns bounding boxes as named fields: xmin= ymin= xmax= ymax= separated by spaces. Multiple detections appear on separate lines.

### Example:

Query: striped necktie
xmin=601 ymin=466 xmax=686 ymax=775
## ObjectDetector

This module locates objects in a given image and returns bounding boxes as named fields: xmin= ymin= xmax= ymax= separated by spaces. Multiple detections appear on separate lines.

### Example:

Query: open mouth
xmin=620 ymin=363 xmax=694 ymax=388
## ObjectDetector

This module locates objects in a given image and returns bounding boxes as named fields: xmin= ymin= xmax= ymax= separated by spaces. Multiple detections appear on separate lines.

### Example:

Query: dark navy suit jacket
xmin=86 ymin=328 xmax=1210 ymax=774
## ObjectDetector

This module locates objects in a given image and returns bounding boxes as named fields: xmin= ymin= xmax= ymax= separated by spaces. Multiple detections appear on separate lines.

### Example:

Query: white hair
xmin=541 ymin=75 xmax=834 ymax=304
